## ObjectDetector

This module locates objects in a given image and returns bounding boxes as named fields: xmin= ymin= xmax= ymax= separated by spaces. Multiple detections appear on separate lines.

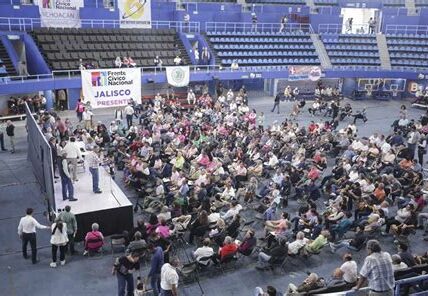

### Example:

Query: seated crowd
xmin=33 ymin=84 xmax=428 ymax=295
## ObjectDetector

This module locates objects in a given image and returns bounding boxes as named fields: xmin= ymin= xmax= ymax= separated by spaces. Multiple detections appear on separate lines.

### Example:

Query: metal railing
xmin=0 ymin=65 xmax=265 ymax=84
xmin=0 ymin=17 xmax=200 ymax=32
xmin=318 ymin=23 xmax=373 ymax=35
xmin=205 ymin=22 xmax=313 ymax=33
xmin=385 ymin=24 xmax=428 ymax=35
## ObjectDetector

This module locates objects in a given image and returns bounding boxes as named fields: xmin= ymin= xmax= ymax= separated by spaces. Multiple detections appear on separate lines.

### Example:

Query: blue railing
xmin=342 ymin=274 xmax=428 ymax=296
xmin=0 ymin=17 xmax=200 ymax=32
xmin=0 ymin=65 xmax=286 ymax=84
xmin=205 ymin=22 xmax=313 ymax=33
xmin=385 ymin=24 xmax=428 ymax=35
xmin=319 ymin=23 xmax=372 ymax=34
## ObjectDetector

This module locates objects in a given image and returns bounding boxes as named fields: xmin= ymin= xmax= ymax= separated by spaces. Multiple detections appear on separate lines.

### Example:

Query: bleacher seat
xmin=382 ymin=0 xmax=405 ymax=7
xmin=246 ymin=0 xmax=305 ymax=5
xmin=321 ymin=34 xmax=381 ymax=69
xmin=32 ymin=28 xmax=189 ymax=71
xmin=386 ymin=33 xmax=428 ymax=70
xmin=208 ymin=31 xmax=319 ymax=68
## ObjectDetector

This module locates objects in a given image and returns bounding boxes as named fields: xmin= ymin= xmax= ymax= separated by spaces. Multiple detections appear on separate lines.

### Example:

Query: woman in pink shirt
xmin=155 ymin=219 xmax=171 ymax=238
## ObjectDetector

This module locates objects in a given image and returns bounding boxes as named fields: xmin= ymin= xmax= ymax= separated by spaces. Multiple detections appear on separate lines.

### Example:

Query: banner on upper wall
xmin=38 ymin=0 xmax=83 ymax=28
xmin=81 ymin=68 xmax=142 ymax=109
xmin=118 ymin=0 xmax=152 ymax=28
xmin=166 ymin=66 xmax=190 ymax=87
xmin=288 ymin=66 xmax=322 ymax=81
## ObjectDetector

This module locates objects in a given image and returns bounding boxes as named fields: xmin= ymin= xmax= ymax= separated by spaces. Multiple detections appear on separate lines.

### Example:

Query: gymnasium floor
xmin=0 ymin=94 xmax=427 ymax=296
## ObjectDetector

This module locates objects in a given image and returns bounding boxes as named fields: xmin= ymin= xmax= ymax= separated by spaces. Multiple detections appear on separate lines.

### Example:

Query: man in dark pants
xmin=59 ymin=152 xmax=77 ymax=201
xmin=86 ymin=146 xmax=102 ymax=194
xmin=147 ymin=244 xmax=164 ymax=296
xmin=0 ymin=121 xmax=7 ymax=151
xmin=17 ymin=208 xmax=50 ymax=264
xmin=271 ymin=93 xmax=281 ymax=114
xmin=58 ymin=205 xmax=78 ymax=255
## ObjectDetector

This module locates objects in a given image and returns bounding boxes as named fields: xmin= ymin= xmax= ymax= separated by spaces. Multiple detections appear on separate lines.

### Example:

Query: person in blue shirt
xmin=146 ymin=244 xmax=164 ymax=296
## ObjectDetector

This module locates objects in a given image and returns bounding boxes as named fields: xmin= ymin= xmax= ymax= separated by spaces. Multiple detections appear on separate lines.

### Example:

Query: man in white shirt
xmin=340 ymin=253 xmax=358 ymax=284
xmin=86 ymin=146 xmax=102 ymax=194
xmin=222 ymin=200 xmax=242 ymax=221
xmin=160 ymin=257 xmax=180 ymax=296
xmin=82 ymin=107 xmax=93 ymax=131
xmin=174 ymin=56 xmax=182 ymax=65
xmin=124 ymin=103 xmax=135 ymax=129
xmin=193 ymin=238 xmax=214 ymax=265
xmin=17 ymin=208 xmax=50 ymax=264
xmin=187 ymin=89 xmax=196 ymax=105
xmin=63 ymin=137 xmax=82 ymax=182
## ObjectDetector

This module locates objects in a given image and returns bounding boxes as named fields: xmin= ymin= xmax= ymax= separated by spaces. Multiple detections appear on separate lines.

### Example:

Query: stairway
xmin=310 ymin=33 xmax=332 ymax=69
xmin=0 ymin=41 xmax=17 ymax=76
xmin=376 ymin=33 xmax=392 ymax=70
xmin=405 ymin=0 xmax=418 ymax=16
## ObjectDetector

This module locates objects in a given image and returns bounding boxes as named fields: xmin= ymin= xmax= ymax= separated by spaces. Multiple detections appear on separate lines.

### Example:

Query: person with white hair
xmin=286 ymin=272 xmax=325 ymax=294
xmin=83 ymin=223 xmax=104 ymax=255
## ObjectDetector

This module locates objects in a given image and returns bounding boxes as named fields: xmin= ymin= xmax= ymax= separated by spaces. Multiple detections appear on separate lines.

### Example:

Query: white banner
xmin=81 ymin=68 xmax=142 ymax=109
xmin=38 ymin=0 xmax=83 ymax=28
xmin=166 ymin=66 xmax=190 ymax=87
xmin=118 ymin=0 xmax=152 ymax=28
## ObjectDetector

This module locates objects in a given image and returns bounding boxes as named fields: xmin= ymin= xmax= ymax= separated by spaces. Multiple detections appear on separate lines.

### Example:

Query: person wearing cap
xmin=352 ymin=239 xmax=394 ymax=295
xmin=86 ymin=146 xmax=102 ymax=194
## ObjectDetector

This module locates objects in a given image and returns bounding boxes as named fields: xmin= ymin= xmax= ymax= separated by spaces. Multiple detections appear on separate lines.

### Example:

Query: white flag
xmin=166 ymin=66 xmax=190 ymax=87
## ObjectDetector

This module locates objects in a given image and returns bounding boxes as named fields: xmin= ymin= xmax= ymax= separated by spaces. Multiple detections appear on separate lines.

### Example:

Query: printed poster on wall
xmin=118 ymin=0 xmax=152 ymax=28
xmin=81 ymin=68 xmax=142 ymax=109
xmin=166 ymin=66 xmax=190 ymax=87
xmin=38 ymin=0 xmax=84 ymax=28
xmin=288 ymin=66 xmax=322 ymax=81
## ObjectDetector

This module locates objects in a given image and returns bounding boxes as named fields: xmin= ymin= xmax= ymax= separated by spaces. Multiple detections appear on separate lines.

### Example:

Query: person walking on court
xmin=0 ymin=120 xmax=7 ymax=151
xmin=271 ymin=93 xmax=281 ymax=114
xmin=112 ymin=252 xmax=141 ymax=296
xmin=17 ymin=208 xmax=50 ymax=264
xmin=59 ymin=152 xmax=77 ymax=201
xmin=58 ymin=205 xmax=78 ymax=255
xmin=6 ymin=120 xmax=15 ymax=153
xmin=86 ymin=146 xmax=102 ymax=194
xmin=50 ymin=219 xmax=69 ymax=268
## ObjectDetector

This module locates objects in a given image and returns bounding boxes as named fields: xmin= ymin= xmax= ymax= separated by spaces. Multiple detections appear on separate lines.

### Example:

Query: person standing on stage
xmin=17 ymin=208 xmax=50 ymax=264
xmin=58 ymin=205 xmax=78 ymax=255
xmin=86 ymin=146 xmax=103 ymax=194
xmin=59 ymin=152 xmax=77 ymax=201
xmin=63 ymin=137 xmax=82 ymax=182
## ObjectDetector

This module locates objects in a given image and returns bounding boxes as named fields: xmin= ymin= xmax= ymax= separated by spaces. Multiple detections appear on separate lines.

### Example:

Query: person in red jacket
xmin=218 ymin=236 xmax=238 ymax=261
